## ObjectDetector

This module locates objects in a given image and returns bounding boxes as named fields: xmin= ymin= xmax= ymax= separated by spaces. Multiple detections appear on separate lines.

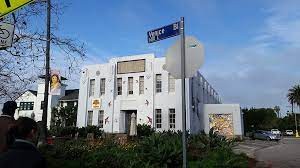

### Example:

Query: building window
xmin=20 ymin=102 xmax=34 ymax=110
xmin=155 ymin=109 xmax=162 ymax=129
xmin=168 ymin=74 xmax=175 ymax=92
xmin=156 ymin=74 xmax=162 ymax=93
xmin=169 ymin=109 xmax=175 ymax=129
xmin=40 ymin=101 xmax=44 ymax=110
xmin=117 ymin=78 xmax=122 ymax=95
xmin=89 ymin=79 xmax=95 ymax=97
xmin=128 ymin=77 xmax=133 ymax=95
xmin=139 ymin=76 xmax=144 ymax=94
xmin=98 ymin=110 xmax=104 ymax=128
xmin=87 ymin=111 xmax=93 ymax=126
xmin=100 ymin=78 xmax=105 ymax=95
xmin=66 ymin=101 xmax=74 ymax=107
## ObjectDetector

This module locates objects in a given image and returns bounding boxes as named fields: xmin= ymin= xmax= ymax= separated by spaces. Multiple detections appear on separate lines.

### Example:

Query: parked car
xmin=253 ymin=130 xmax=281 ymax=141
xmin=285 ymin=130 xmax=294 ymax=136
xmin=271 ymin=129 xmax=281 ymax=135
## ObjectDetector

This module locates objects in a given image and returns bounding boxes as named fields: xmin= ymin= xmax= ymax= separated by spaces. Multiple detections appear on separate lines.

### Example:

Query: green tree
xmin=243 ymin=108 xmax=278 ymax=132
xmin=51 ymin=105 xmax=77 ymax=127
xmin=287 ymin=85 xmax=300 ymax=112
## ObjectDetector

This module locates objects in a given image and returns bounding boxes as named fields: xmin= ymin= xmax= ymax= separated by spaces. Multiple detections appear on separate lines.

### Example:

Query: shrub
xmin=137 ymin=124 xmax=155 ymax=138
xmin=137 ymin=132 xmax=182 ymax=167
xmin=49 ymin=126 xmax=78 ymax=137
xmin=194 ymin=147 xmax=248 ymax=168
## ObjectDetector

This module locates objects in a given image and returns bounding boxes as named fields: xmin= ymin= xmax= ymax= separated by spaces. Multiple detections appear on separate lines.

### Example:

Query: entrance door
xmin=123 ymin=110 xmax=137 ymax=135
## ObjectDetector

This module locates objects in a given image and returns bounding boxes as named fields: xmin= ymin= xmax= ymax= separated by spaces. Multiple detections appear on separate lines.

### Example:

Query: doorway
xmin=122 ymin=110 xmax=137 ymax=134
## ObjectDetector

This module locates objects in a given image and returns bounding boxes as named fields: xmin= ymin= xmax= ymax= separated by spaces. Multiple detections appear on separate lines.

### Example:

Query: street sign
xmin=165 ymin=36 xmax=204 ymax=78
xmin=147 ymin=21 xmax=180 ymax=43
xmin=0 ymin=22 xmax=15 ymax=49
xmin=0 ymin=0 xmax=34 ymax=19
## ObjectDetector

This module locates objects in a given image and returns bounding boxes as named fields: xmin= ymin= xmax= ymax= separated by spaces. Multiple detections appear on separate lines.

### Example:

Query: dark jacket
xmin=0 ymin=140 xmax=46 ymax=168
xmin=0 ymin=115 xmax=15 ymax=153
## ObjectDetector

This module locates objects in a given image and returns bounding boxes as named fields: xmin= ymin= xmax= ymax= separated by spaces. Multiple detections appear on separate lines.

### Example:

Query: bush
xmin=137 ymin=132 xmax=182 ymax=167
xmin=78 ymin=126 xmax=103 ymax=138
xmin=194 ymin=148 xmax=248 ymax=168
xmin=48 ymin=126 xmax=78 ymax=137
xmin=137 ymin=124 xmax=155 ymax=138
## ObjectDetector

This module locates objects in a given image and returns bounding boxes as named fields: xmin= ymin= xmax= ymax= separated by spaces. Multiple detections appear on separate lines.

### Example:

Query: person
xmin=0 ymin=101 xmax=17 ymax=153
xmin=0 ymin=117 xmax=46 ymax=168
xmin=50 ymin=74 xmax=61 ymax=95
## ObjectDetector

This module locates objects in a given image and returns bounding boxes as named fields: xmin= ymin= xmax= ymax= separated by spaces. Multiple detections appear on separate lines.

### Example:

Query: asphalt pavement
xmin=234 ymin=137 xmax=300 ymax=168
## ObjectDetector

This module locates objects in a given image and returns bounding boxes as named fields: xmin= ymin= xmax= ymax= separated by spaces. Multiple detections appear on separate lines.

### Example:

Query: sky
xmin=52 ymin=0 xmax=300 ymax=115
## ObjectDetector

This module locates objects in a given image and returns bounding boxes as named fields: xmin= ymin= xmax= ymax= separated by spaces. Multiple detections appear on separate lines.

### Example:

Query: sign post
xmin=147 ymin=17 xmax=188 ymax=168
xmin=180 ymin=17 xmax=187 ymax=168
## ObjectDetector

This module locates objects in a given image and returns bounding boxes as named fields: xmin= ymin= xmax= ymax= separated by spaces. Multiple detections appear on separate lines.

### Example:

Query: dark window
xmin=169 ymin=109 xmax=175 ymax=129
xmin=155 ymin=109 xmax=162 ymax=128
xmin=40 ymin=101 xmax=44 ymax=110
xmin=20 ymin=102 xmax=34 ymax=110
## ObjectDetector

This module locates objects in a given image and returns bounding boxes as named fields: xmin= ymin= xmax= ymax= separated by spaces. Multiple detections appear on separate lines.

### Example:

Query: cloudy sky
xmin=53 ymin=0 xmax=299 ymax=114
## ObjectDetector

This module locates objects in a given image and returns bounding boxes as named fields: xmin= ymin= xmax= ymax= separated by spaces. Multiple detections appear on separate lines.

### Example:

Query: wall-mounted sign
xmin=50 ymin=70 xmax=61 ymax=95
xmin=92 ymin=98 xmax=101 ymax=109
xmin=0 ymin=22 xmax=15 ymax=49
xmin=117 ymin=59 xmax=145 ymax=74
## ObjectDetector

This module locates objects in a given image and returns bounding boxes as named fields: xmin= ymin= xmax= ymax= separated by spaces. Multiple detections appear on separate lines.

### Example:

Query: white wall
xmin=15 ymin=91 xmax=37 ymax=119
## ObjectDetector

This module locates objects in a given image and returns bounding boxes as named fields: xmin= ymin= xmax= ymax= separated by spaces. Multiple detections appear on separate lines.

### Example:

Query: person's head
xmin=15 ymin=117 xmax=38 ymax=143
xmin=2 ymin=101 xmax=18 ymax=117
xmin=51 ymin=74 xmax=60 ymax=85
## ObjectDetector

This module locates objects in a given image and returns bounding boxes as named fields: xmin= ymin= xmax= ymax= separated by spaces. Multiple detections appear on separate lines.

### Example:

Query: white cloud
xmin=202 ymin=1 xmax=300 ymax=114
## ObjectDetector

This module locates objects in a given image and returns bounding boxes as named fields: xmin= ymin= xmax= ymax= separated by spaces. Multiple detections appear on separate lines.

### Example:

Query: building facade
xmin=14 ymin=78 xmax=79 ymax=127
xmin=77 ymin=53 xmax=238 ymax=135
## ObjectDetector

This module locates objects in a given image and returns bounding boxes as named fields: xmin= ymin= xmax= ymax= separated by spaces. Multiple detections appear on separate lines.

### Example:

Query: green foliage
xmin=48 ymin=126 xmax=103 ymax=138
xmin=137 ymin=124 xmax=155 ymax=137
xmin=193 ymin=148 xmax=248 ymax=168
xmin=41 ymin=131 xmax=248 ymax=168
xmin=188 ymin=128 xmax=234 ymax=161
xmin=51 ymin=105 xmax=77 ymax=128
xmin=49 ymin=126 xmax=78 ymax=137
xmin=137 ymin=132 xmax=183 ymax=168
xmin=287 ymin=85 xmax=300 ymax=106
xmin=243 ymin=108 xmax=279 ymax=132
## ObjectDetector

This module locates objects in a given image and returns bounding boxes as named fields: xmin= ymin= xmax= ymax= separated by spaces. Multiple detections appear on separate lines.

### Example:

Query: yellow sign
xmin=0 ymin=0 xmax=34 ymax=19
xmin=92 ymin=98 xmax=101 ymax=109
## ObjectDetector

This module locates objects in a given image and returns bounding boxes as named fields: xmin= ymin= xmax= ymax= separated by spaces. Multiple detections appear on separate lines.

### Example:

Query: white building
xmin=14 ymin=77 xmax=79 ymax=127
xmin=77 ymin=53 xmax=243 ymax=136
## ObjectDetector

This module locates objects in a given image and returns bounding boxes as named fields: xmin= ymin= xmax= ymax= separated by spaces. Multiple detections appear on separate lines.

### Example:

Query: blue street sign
xmin=147 ymin=21 xmax=180 ymax=43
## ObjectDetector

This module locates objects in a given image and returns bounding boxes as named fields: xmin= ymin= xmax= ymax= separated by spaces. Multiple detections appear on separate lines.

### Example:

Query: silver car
xmin=253 ymin=130 xmax=281 ymax=141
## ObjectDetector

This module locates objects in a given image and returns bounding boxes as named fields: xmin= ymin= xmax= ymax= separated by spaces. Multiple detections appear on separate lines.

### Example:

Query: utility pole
xmin=41 ymin=0 xmax=51 ymax=143
xmin=180 ymin=16 xmax=187 ymax=168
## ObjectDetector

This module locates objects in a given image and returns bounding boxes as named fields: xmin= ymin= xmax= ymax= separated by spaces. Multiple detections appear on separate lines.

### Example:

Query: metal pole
xmin=180 ymin=16 xmax=187 ymax=168
xmin=41 ymin=0 xmax=51 ymax=143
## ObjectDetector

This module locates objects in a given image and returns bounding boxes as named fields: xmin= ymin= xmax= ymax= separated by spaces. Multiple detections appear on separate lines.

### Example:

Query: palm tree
xmin=287 ymin=85 xmax=300 ymax=112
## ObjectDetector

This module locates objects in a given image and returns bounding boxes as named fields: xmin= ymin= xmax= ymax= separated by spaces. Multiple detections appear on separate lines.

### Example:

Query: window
xmin=40 ymin=101 xmax=44 ymax=110
xmin=100 ymin=78 xmax=106 ymax=95
xmin=156 ymin=74 xmax=162 ymax=93
xmin=98 ymin=110 xmax=104 ymax=128
xmin=89 ymin=79 xmax=95 ymax=97
xmin=155 ymin=109 xmax=162 ymax=128
xmin=169 ymin=109 xmax=175 ymax=129
xmin=87 ymin=111 xmax=93 ymax=126
xmin=139 ymin=76 xmax=144 ymax=94
xmin=66 ymin=101 xmax=74 ymax=107
xmin=168 ymin=74 xmax=175 ymax=92
xmin=20 ymin=102 xmax=34 ymax=110
xmin=117 ymin=78 xmax=122 ymax=95
xmin=128 ymin=77 xmax=133 ymax=95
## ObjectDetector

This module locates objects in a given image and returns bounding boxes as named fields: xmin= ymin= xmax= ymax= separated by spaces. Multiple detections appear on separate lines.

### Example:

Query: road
xmin=255 ymin=137 xmax=300 ymax=168
xmin=234 ymin=137 xmax=300 ymax=168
